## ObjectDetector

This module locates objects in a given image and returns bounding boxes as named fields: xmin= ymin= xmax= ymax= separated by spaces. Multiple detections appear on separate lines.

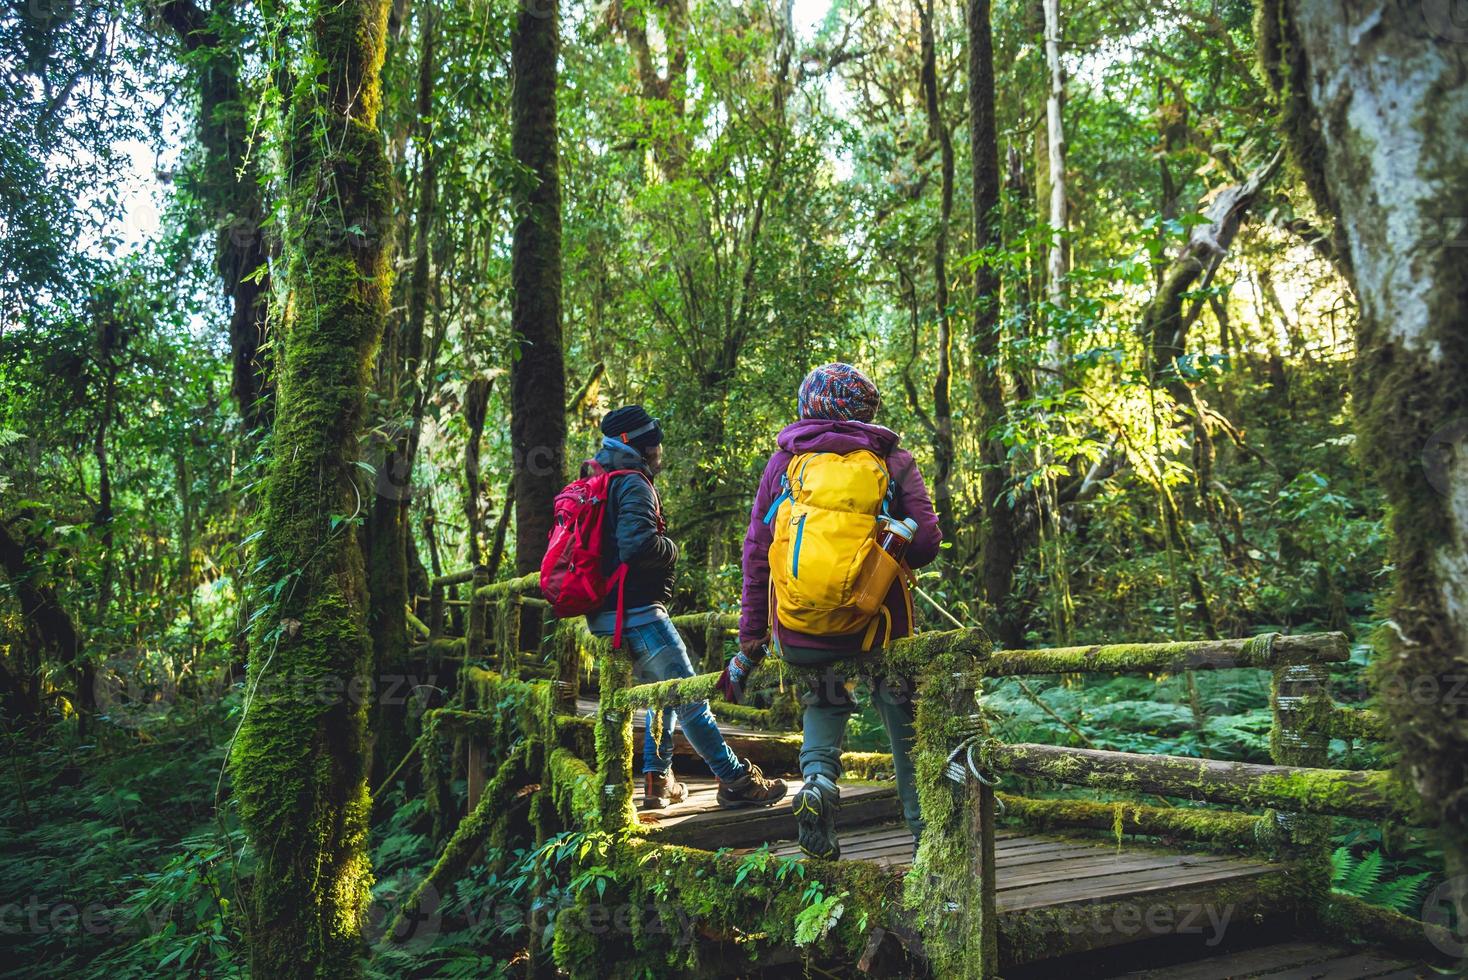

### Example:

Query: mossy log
xmin=409 ymin=637 xmax=464 ymax=659
xmin=475 ymin=571 xmax=541 ymax=599
xmin=406 ymin=608 xmax=430 ymax=638
xmin=617 ymin=659 xmax=781 ymax=712
xmin=419 ymin=708 xmax=493 ymax=738
xmin=387 ymin=745 xmax=530 ymax=942
xmin=666 ymin=612 xmax=738 ymax=631
xmin=550 ymin=836 xmax=902 ymax=978
xmin=983 ymin=742 xmax=1410 ymax=819
xmin=430 ymin=568 xmax=475 ymax=588
xmin=994 ymin=794 xmax=1270 ymax=849
xmin=1313 ymin=891 xmax=1458 ymax=966
xmin=984 ymin=632 xmax=1347 ymax=677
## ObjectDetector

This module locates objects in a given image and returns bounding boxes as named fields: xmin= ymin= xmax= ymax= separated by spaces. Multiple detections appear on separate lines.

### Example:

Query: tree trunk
xmin=366 ymin=0 xmax=438 ymax=784
xmin=229 ymin=0 xmax=394 ymax=971
xmin=509 ymin=0 xmax=567 ymax=590
xmin=158 ymin=0 xmax=274 ymax=433
xmin=1258 ymin=0 xmax=1468 ymax=937
xmin=0 ymin=517 xmax=79 ymax=723
xmin=1041 ymin=0 xmax=1069 ymax=345
xmin=968 ymin=0 xmax=1020 ymax=646
xmin=916 ymin=0 xmax=958 ymax=547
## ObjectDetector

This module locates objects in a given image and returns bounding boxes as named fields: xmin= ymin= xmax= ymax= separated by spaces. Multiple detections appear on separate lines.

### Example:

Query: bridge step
xmin=641 ymin=778 xmax=901 ymax=849
xmin=1109 ymin=938 xmax=1427 ymax=979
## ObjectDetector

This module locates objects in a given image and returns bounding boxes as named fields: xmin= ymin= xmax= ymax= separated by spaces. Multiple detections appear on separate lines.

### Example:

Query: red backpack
xmin=539 ymin=461 xmax=661 ymax=649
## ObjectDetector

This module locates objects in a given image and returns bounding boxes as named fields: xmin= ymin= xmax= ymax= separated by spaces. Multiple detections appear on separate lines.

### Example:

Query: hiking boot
xmin=716 ymin=759 xmax=787 ymax=808
xmin=642 ymin=770 xmax=687 ymax=810
xmin=793 ymin=774 xmax=840 ymax=860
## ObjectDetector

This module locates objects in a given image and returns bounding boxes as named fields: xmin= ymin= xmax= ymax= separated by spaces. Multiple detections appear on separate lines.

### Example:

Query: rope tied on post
xmin=1244 ymin=630 xmax=1280 ymax=660
xmin=943 ymin=729 xmax=1006 ymax=813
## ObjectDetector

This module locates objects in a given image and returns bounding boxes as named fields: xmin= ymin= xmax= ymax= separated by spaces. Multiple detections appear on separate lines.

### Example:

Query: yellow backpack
xmin=764 ymin=450 xmax=894 ymax=643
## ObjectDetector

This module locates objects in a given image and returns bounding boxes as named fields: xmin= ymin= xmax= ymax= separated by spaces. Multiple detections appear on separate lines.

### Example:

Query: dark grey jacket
xmin=591 ymin=441 xmax=677 ymax=611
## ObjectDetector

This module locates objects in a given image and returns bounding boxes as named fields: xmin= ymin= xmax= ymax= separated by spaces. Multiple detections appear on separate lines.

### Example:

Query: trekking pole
xmin=911 ymin=584 xmax=1101 ymax=754
xmin=912 ymin=582 xmax=1177 ymax=807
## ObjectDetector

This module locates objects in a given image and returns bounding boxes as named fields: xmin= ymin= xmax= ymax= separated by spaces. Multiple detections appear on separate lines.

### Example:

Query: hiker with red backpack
xmin=718 ymin=365 xmax=941 ymax=859
xmin=541 ymin=405 xmax=785 ymax=811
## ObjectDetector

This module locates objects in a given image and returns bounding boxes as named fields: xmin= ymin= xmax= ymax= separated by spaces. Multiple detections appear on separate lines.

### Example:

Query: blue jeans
xmin=784 ymin=645 xmax=925 ymax=838
xmin=586 ymin=608 xmax=746 ymax=781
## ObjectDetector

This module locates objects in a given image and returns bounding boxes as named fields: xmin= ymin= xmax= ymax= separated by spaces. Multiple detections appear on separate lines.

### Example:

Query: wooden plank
xmin=996 ymin=853 xmax=1236 ymax=890
xmin=1252 ymin=951 xmax=1426 ymax=979
xmin=993 ymin=843 xmax=1124 ymax=868
xmin=1114 ymin=939 xmax=1351 ymax=979
xmin=1000 ymin=859 xmax=1282 ymax=912
xmin=654 ymin=783 xmax=901 ymax=849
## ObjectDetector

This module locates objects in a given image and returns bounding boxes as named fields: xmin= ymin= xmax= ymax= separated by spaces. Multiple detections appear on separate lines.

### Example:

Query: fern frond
xmin=1367 ymin=872 xmax=1432 ymax=914
xmin=1338 ymin=848 xmax=1384 ymax=897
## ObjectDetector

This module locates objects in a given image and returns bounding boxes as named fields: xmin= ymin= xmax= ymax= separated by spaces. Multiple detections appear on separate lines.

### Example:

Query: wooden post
xmin=1270 ymin=661 xmax=1333 ymax=897
xmin=704 ymin=618 xmax=725 ymax=674
xmin=595 ymin=649 xmax=634 ymax=831
xmin=974 ymin=780 xmax=998 ymax=975
xmin=551 ymin=622 xmax=580 ymax=714
xmin=498 ymin=595 xmax=522 ymax=675
xmin=465 ymin=565 xmax=489 ymax=811
xmin=429 ymin=581 xmax=445 ymax=639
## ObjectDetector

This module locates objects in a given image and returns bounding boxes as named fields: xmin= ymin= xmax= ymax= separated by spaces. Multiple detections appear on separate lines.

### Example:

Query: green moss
xmin=475 ymin=571 xmax=540 ymax=599
xmin=595 ymin=652 xmax=636 ymax=831
xmin=994 ymin=794 xmax=1269 ymax=849
xmin=983 ymin=742 xmax=1409 ymax=820
xmin=999 ymin=867 xmax=1305 ymax=966
xmin=231 ymin=1 xmax=396 ymax=965
xmin=985 ymin=632 xmax=1346 ymax=677
xmin=550 ymin=836 xmax=898 ymax=978
xmin=1322 ymin=707 xmax=1387 ymax=742
xmin=707 ymin=701 xmax=775 ymax=729
xmin=841 ymin=752 xmax=896 ymax=781
xmin=618 ymin=670 xmax=722 ymax=712
xmin=1314 ymin=892 xmax=1456 ymax=965
xmin=549 ymin=747 xmax=600 ymax=826
xmin=387 ymin=745 xmax=529 ymax=942
xmin=900 ymin=628 xmax=996 ymax=978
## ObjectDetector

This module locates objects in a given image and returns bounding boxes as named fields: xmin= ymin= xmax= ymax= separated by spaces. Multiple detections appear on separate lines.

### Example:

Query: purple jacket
xmin=739 ymin=419 xmax=942 ymax=649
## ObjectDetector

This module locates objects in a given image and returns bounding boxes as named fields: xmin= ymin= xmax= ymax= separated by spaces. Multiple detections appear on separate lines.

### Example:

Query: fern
xmin=1332 ymin=846 xmax=1433 ymax=915
xmin=1367 ymin=872 xmax=1433 ymax=914
xmin=1336 ymin=847 xmax=1384 ymax=896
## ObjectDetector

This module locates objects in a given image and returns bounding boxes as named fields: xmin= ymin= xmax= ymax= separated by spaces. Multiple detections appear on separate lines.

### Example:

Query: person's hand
xmin=716 ymin=646 xmax=765 ymax=704
xmin=739 ymin=634 xmax=768 ymax=657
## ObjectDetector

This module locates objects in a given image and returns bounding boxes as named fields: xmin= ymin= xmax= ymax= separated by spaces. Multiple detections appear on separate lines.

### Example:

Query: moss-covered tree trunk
xmin=509 ymin=0 xmax=566 ymax=591
xmin=967 ymin=0 xmax=1020 ymax=647
xmin=917 ymin=0 xmax=957 ymax=547
xmin=230 ymin=0 xmax=394 ymax=972
xmin=1258 ymin=0 xmax=1468 ymax=937
xmin=158 ymin=0 xmax=274 ymax=433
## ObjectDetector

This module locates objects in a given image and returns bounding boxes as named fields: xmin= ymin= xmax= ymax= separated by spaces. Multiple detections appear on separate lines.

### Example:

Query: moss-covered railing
xmin=406 ymin=568 xmax=1420 ymax=976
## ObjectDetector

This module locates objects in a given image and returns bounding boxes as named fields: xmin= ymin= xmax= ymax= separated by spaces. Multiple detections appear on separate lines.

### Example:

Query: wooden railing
xmin=411 ymin=566 xmax=1411 ymax=977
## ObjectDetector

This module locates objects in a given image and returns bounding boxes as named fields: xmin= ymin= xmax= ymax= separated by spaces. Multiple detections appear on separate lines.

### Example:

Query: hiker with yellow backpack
xmin=717 ymin=364 xmax=942 ymax=859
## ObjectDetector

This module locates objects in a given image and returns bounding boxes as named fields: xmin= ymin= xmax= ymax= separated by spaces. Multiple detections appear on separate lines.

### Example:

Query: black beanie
xmin=601 ymin=405 xmax=663 ymax=450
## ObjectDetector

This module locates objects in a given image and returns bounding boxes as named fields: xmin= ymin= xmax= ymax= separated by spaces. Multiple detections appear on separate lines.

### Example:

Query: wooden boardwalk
xmin=1112 ymin=939 xmax=1429 ymax=979
xmin=558 ymin=692 xmax=1433 ymax=974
